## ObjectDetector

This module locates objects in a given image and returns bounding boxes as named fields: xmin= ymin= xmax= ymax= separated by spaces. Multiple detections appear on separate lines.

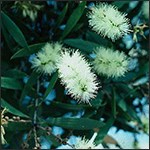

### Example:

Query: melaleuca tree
xmin=1 ymin=1 xmax=149 ymax=149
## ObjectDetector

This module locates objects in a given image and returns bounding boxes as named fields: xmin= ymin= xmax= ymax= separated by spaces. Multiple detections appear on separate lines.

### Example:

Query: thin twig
xmin=33 ymin=79 xmax=40 ymax=148
xmin=33 ymin=79 xmax=40 ymax=125
xmin=37 ymin=125 xmax=74 ymax=148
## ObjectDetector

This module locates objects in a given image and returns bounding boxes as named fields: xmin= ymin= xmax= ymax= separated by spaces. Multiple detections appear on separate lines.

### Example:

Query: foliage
xmin=1 ymin=1 xmax=149 ymax=149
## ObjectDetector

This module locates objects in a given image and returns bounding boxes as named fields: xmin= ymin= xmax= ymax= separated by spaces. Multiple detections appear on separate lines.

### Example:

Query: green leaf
xmin=118 ymin=99 xmax=127 ymax=112
xmin=1 ymin=20 xmax=15 ymax=51
xmin=111 ymin=88 xmax=116 ymax=118
xmin=1 ymin=11 xmax=29 ymax=50
xmin=4 ymin=121 xmax=32 ymax=131
xmin=112 ymin=1 xmax=129 ymax=9
xmin=90 ymin=91 xmax=103 ymax=108
xmin=86 ymin=31 xmax=111 ymax=47
xmin=60 ymin=1 xmax=86 ymax=39
xmin=43 ymin=72 xmax=58 ymax=100
xmin=117 ymin=106 xmax=132 ymax=121
xmin=116 ymin=117 xmax=138 ymax=133
xmin=95 ymin=117 xmax=114 ymax=145
xmin=55 ymin=3 xmax=68 ymax=28
xmin=45 ymin=134 xmax=61 ymax=147
xmin=1 ymin=98 xmax=29 ymax=118
xmin=46 ymin=117 xmax=105 ymax=130
xmin=71 ymin=23 xmax=84 ymax=32
xmin=1 ymin=77 xmax=23 ymax=90
xmin=20 ymin=71 xmax=40 ymax=102
xmin=64 ymin=38 xmax=100 ymax=53
xmin=127 ymin=105 xmax=141 ymax=123
xmin=3 ymin=69 xmax=28 ymax=79
xmin=137 ymin=62 xmax=149 ymax=77
xmin=11 ymin=43 xmax=46 ymax=59
xmin=51 ymin=101 xmax=91 ymax=111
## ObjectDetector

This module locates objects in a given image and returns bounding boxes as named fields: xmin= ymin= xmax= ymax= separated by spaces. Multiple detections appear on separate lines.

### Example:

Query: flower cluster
xmin=12 ymin=1 xmax=43 ymax=21
xmin=93 ymin=47 xmax=129 ymax=78
xmin=31 ymin=43 xmax=62 ymax=75
xmin=57 ymin=50 xmax=99 ymax=104
xmin=88 ymin=3 xmax=130 ymax=41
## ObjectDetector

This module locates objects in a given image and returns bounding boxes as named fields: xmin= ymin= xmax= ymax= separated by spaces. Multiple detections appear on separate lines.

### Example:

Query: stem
xmin=33 ymin=79 xmax=40 ymax=126
xmin=37 ymin=125 xmax=74 ymax=148
xmin=33 ymin=79 xmax=40 ymax=148
xmin=33 ymin=127 xmax=39 ymax=147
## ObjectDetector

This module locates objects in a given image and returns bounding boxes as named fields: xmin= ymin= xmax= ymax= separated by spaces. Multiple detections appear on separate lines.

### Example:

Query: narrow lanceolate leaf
xmin=43 ymin=72 xmax=58 ymax=100
xmin=55 ymin=3 xmax=68 ymax=29
xmin=3 ymin=69 xmax=28 ymax=79
xmin=86 ymin=31 xmax=111 ymax=46
xmin=127 ymin=105 xmax=141 ymax=123
xmin=1 ymin=20 xmax=15 ymax=51
xmin=20 ymin=71 xmax=40 ymax=102
xmin=3 ymin=121 xmax=32 ymax=131
xmin=95 ymin=117 xmax=114 ymax=145
xmin=1 ymin=98 xmax=29 ymax=118
xmin=64 ymin=39 xmax=100 ymax=53
xmin=45 ymin=134 xmax=61 ymax=147
xmin=11 ymin=43 xmax=46 ymax=59
xmin=60 ymin=1 xmax=86 ymax=39
xmin=118 ymin=99 xmax=127 ymax=112
xmin=50 ymin=101 xmax=90 ymax=110
xmin=111 ymin=87 xmax=116 ymax=118
xmin=46 ymin=117 xmax=105 ymax=130
xmin=112 ymin=1 xmax=129 ymax=9
xmin=1 ymin=11 xmax=29 ymax=50
xmin=1 ymin=77 xmax=23 ymax=90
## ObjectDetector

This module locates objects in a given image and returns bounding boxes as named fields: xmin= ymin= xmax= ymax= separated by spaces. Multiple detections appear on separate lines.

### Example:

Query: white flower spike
xmin=74 ymin=132 xmax=104 ymax=149
xmin=31 ymin=42 xmax=62 ymax=75
xmin=88 ymin=3 xmax=130 ymax=41
xmin=57 ymin=50 xmax=99 ymax=104
xmin=57 ymin=132 xmax=104 ymax=149
xmin=93 ymin=47 xmax=129 ymax=78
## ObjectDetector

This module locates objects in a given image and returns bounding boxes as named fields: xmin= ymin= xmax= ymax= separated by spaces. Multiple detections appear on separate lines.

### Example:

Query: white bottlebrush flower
xmin=74 ymin=132 xmax=104 ymax=149
xmin=57 ymin=50 xmax=99 ymax=104
xmin=142 ymin=1 xmax=149 ymax=20
xmin=31 ymin=42 xmax=62 ymax=75
xmin=57 ymin=133 xmax=104 ymax=149
xmin=88 ymin=3 xmax=130 ymax=41
xmin=57 ymin=132 xmax=104 ymax=149
xmin=93 ymin=47 xmax=129 ymax=78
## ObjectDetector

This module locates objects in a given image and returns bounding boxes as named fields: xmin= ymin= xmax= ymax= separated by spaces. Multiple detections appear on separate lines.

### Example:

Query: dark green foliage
xmin=1 ymin=1 xmax=149 ymax=149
